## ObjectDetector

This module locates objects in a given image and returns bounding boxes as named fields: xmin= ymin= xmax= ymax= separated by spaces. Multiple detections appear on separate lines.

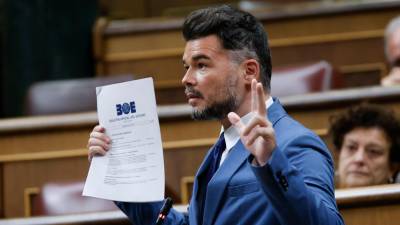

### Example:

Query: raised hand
xmin=228 ymin=79 xmax=276 ymax=166
xmin=87 ymin=125 xmax=111 ymax=162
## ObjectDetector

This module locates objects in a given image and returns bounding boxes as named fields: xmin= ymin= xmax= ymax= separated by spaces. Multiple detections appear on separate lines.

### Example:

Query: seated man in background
xmin=381 ymin=15 xmax=400 ymax=86
xmin=329 ymin=104 xmax=400 ymax=188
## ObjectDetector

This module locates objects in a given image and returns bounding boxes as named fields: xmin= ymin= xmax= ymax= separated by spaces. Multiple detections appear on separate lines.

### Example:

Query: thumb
xmin=228 ymin=112 xmax=245 ymax=131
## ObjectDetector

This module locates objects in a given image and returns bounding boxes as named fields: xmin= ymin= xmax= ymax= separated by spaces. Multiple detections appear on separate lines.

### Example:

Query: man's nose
xmin=182 ymin=69 xmax=196 ymax=86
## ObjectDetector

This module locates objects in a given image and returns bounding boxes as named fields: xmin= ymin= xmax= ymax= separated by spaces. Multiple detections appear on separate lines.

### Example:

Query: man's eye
xmin=198 ymin=63 xmax=206 ymax=69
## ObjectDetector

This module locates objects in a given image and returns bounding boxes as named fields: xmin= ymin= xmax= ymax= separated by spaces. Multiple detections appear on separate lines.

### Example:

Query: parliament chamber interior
xmin=0 ymin=0 xmax=400 ymax=224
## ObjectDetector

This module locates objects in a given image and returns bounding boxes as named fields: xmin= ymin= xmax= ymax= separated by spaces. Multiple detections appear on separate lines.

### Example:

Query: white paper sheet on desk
xmin=83 ymin=77 xmax=165 ymax=202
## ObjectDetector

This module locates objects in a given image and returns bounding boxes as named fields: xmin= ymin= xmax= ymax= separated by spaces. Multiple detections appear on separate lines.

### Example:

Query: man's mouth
xmin=186 ymin=92 xmax=200 ymax=99
xmin=185 ymin=87 xmax=203 ymax=100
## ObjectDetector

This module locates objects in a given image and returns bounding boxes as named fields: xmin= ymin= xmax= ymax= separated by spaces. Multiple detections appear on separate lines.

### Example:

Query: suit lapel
xmin=192 ymin=98 xmax=286 ymax=225
xmin=268 ymin=98 xmax=287 ymax=126
xmin=202 ymin=141 xmax=250 ymax=225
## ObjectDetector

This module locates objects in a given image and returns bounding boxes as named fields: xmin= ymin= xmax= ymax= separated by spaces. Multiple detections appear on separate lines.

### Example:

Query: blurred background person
xmin=381 ymin=15 xmax=400 ymax=86
xmin=329 ymin=104 xmax=400 ymax=188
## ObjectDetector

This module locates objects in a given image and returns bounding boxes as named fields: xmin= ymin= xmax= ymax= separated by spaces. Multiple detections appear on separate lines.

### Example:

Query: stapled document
xmin=83 ymin=77 xmax=164 ymax=202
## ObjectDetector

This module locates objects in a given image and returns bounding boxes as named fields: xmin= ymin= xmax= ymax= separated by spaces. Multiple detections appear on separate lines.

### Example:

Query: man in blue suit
xmin=88 ymin=5 xmax=344 ymax=225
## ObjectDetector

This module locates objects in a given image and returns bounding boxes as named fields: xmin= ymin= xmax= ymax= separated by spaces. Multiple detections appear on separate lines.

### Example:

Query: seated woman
xmin=329 ymin=104 xmax=400 ymax=188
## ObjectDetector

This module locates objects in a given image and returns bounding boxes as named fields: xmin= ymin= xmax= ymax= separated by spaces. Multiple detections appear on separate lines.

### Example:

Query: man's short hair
xmin=182 ymin=5 xmax=272 ymax=91
xmin=329 ymin=103 xmax=400 ymax=163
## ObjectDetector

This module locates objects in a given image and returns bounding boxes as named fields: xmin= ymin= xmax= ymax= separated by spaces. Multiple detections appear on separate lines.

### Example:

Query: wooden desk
xmin=337 ymin=184 xmax=400 ymax=225
xmin=0 ymin=205 xmax=188 ymax=225
xmin=1 ymin=184 xmax=399 ymax=225
xmin=0 ymin=108 xmax=217 ymax=218
xmin=1 ymin=86 xmax=400 ymax=217
xmin=179 ymin=181 xmax=400 ymax=225
xmin=0 ymin=211 xmax=129 ymax=225
xmin=94 ymin=0 xmax=400 ymax=104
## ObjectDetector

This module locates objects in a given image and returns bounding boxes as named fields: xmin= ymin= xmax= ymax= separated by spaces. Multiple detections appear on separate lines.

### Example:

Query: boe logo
xmin=116 ymin=101 xmax=136 ymax=116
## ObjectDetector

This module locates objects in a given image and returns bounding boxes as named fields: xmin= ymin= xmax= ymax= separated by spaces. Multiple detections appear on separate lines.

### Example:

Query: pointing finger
xmin=256 ymin=83 xmax=266 ymax=115
xmin=251 ymin=79 xmax=258 ymax=112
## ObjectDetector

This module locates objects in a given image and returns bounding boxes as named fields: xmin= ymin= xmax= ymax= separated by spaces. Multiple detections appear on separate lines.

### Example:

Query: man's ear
xmin=242 ymin=59 xmax=260 ymax=85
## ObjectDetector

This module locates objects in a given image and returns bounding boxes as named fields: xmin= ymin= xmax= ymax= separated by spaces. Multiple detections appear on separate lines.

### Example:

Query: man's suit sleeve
xmin=249 ymin=133 xmax=345 ymax=225
xmin=115 ymin=201 xmax=189 ymax=225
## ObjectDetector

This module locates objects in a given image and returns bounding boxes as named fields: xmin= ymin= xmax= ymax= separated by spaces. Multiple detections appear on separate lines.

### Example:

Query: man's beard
xmin=188 ymin=87 xmax=238 ymax=121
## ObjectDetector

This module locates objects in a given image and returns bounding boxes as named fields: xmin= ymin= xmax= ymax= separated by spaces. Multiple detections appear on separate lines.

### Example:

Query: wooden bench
xmin=0 ymin=184 xmax=399 ymax=225
xmin=337 ymin=184 xmax=400 ymax=225
xmin=1 ymin=85 xmax=400 ymax=217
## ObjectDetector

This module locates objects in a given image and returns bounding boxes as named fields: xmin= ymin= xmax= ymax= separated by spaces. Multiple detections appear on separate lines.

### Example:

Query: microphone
xmin=155 ymin=197 xmax=173 ymax=225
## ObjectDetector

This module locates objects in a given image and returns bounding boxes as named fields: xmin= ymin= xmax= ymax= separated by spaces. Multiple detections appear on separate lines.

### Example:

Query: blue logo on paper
xmin=116 ymin=101 xmax=136 ymax=116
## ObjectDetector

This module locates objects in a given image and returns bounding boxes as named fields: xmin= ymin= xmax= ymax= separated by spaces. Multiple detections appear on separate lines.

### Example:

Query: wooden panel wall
xmin=94 ymin=1 xmax=400 ymax=104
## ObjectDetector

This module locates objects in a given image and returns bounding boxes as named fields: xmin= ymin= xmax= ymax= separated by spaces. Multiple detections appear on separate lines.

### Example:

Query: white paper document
xmin=83 ymin=77 xmax=165 ymax=202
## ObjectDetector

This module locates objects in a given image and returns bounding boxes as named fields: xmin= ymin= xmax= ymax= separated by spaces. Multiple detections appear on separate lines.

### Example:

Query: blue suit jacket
xmin=116 ymin=99 xmax=344 ymax=225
